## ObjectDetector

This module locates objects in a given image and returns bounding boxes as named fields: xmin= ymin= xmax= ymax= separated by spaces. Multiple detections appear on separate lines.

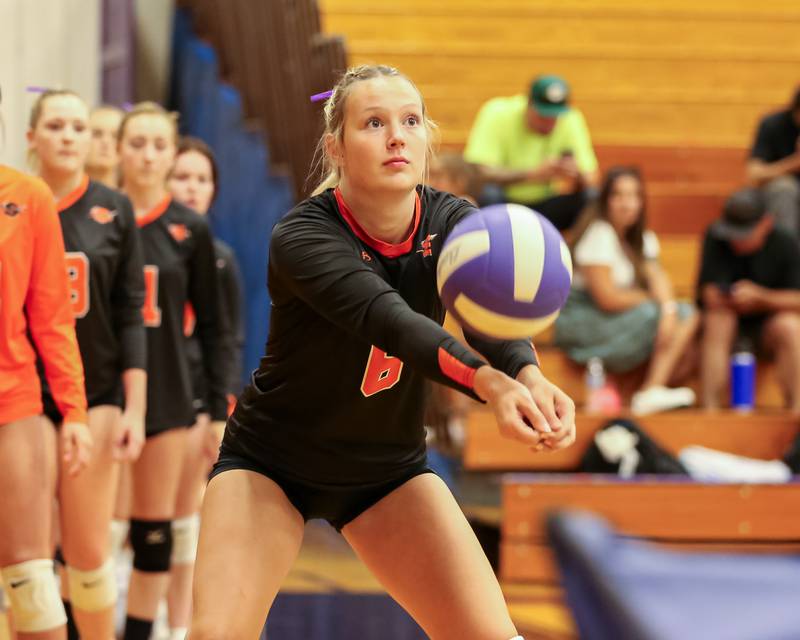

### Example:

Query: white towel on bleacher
xmin=679 ymin=446 xmax=792 ymax=483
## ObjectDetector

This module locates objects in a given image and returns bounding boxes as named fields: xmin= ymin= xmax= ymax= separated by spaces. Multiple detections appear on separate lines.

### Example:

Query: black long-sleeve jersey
xmin=137 ymin=196 xmax=226 ymax=435
xmin=186 ymin=238 xmax=244 ymax=412
xmin=223 ymin=186 xmax=538 ymax=485
xmin=41 ymin=176 xmax=145 ymax=411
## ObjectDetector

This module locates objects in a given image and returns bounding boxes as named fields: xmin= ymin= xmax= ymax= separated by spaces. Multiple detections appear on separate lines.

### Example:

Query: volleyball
xmin=437 ymin=203 xmax=573 ymax=340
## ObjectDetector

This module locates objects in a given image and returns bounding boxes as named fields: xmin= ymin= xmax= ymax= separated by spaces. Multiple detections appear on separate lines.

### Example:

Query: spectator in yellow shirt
xmin=464 ymin=74 xmax=598 ymax=230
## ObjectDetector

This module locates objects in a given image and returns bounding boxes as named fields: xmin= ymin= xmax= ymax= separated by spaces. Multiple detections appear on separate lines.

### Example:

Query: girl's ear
xmin=324 ymin=132 xmax=344 ymax=169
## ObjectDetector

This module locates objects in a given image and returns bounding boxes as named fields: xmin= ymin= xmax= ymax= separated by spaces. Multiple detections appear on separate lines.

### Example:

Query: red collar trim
xmin=334 ymin=187 xmax=421 ymax=258
xmin=136 ymin=195 xmax=172 ymax=228
xmin=57 ymin=174 xmax=90 ymax=212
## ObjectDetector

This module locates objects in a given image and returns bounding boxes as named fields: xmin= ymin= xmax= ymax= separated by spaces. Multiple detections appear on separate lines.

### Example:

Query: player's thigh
xmin=189 ymin=469 xmax=304 ymax=640
xmin=174 ymin=415 xmax=211 ymax=516
xmin=342 ymin=473 xmax=517 ymax=640
xmin=0 ymin=415 xmax=58 ymax=564
xmin=131 ymin=428 xmax=189 ymax=518
xmin=58 ymin=406 xmax=121 ymax=566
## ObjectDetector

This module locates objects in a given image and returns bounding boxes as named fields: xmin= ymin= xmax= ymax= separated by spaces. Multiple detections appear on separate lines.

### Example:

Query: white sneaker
xmin=631 ymin=386 xmax=695 ymax=415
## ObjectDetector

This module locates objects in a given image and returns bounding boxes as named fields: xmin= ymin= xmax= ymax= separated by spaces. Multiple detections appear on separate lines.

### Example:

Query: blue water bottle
xmin=730 ymin=351 xmax=756 ymax=411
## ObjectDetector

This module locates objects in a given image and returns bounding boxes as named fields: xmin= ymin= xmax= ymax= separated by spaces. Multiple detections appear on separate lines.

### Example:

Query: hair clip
xmin=26 ymin=86 xmax=50 ymax=94
xmin=310 ymin=90 xmax=333 ymax=103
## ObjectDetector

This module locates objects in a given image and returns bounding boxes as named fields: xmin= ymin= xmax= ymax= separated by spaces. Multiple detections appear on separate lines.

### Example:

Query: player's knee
xmin=188 ymin=620 xmax=241 ymax=640
xmin=66 ymin=558 xmax=117 ymax=612
xmin=171 ymin=514 xmax=200 ymax=565
xmin=769 ymin=312 xmax=800 ymax=344
xmin=1 ymin=559 xmax=67 ymax=633
xmin=129 ymin=519 xmax=172 ymax=572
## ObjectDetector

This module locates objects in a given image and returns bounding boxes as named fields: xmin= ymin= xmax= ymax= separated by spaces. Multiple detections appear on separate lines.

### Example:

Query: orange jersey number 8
xmin=360 ymin=346 xmax=403 ymax=397
xmin=142 ymin=265 xmax=162 ymax=327
xmin=65 ymin=252 xmax=90 ymax=318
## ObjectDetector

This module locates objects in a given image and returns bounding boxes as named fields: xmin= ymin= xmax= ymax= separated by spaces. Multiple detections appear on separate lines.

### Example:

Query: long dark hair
xmin=569 ymin=166 xmax=649 ymax=286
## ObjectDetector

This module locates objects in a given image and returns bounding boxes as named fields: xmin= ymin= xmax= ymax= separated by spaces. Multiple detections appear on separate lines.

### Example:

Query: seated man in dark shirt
xmin=698 ymin=189 xmax=800 ymax=411
xmin=747 ymin=86 xmax=800 ymax=240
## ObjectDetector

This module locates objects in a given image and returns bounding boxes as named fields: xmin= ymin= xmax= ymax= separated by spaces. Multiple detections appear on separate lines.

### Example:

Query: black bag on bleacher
xmin=579 ymin=417 xmax=688 ymax=475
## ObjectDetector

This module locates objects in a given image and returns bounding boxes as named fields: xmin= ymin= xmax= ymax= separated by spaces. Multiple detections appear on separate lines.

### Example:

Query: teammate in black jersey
xmin=118 ymin=104 xmax=227 ymax=640
xmin=86 ymin=104 xmax=124 ymax=189
xmin=28 ymin=90 xmax=146 ymax=640
xmin=189 ymin=65 xmax=576 ymax=640
xmin=165 ymin=136 xmax=243 ymax=639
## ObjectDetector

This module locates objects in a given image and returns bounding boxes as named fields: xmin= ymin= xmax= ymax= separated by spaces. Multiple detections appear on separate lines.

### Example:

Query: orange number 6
xmin=360 ymin=346 xmax=403 ymax=397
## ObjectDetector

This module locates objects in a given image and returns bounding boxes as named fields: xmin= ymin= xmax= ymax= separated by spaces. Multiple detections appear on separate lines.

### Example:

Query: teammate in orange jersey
xmin=118 ymin=103 xmax=226 ymax=640
xmin=164 ymin=136 xmax=242 ymax=640
xmin=0 ymin=91 xmax=92 ymax=640
xmin=28 ymin=89 xmax=147 ymax=640
xmin=188 ymin=65 xmax=575 ymax=640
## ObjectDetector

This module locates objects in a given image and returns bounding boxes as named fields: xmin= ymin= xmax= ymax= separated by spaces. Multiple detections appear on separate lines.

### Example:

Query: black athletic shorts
xmin=42 ymin=384 xmax=124 ymax=425
xmin=210 ymin=446 xmax=435 ymax=532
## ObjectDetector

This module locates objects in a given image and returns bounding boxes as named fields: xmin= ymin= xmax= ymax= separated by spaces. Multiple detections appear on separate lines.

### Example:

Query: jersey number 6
xmin=360 ymin=346 xmax=403 ymax=397
xmin=65 ymin=252 xmax=90 ymax=318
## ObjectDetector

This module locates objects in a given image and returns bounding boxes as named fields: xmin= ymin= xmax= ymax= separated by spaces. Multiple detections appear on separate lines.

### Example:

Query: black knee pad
xmin=129 ymin=519 xmax=172 ymax=573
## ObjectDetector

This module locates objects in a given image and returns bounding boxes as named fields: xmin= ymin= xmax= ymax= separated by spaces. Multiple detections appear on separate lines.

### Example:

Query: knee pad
xmin=0 ymin=559 xmax=67 ymax=633
xmin=171 ymin=514 xmax=200 ymax=565
xmin=129 ymin=519 xmax=172 ymax=573
xmin=66 ymin=558 xmax=117 ymax=612
xmin=109 ymin=519 xmax=130 ymax=557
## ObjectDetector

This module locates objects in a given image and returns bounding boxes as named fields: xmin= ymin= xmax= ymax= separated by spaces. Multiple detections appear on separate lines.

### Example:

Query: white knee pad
xmin=66 ymin=558 xmax=118 ymax=612
xmin=171 ymin=514 xmax=200 ymax=565
xmin=0 ymin=559 xmax=66 ymax=633
xmin=109 ymin=519 xmax=130 ymax=557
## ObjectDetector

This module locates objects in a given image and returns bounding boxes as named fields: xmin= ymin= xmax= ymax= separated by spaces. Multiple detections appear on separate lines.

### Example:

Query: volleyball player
xmin=164 ymin=135 xmax=243 ymax=639
xmin=86 ymin=105 xmax=124 ymax=188
xmin=188 ymin=65 xmax=576 ymax=640
xmin=27 ymin=89 xmax=147 ymax=640
xmin=118 ymin=103 xmax=226 ymax=640
xmin=0 ymin=87 xmax=92 ymax=640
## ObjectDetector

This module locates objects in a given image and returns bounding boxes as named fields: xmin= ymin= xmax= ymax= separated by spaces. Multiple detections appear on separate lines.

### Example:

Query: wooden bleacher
xmin=320 ymin=0 xmax=800 ymax=233
xmin=502 ymin=476 xmax=800 ymax=582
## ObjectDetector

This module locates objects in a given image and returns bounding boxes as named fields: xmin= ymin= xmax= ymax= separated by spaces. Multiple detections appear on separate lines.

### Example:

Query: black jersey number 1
xmin=142 ymin=265 xmax=162 ymax=327
xmin=360 ymin=346 xmax=403 ymax=397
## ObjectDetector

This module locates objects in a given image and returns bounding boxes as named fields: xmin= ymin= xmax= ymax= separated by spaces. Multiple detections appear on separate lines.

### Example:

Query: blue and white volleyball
xmin=436 ymin=204 xmax=573 ymax=340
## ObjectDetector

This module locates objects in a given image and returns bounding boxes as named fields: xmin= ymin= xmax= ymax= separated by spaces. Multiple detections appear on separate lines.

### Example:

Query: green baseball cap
xmin=529 ymin=75 xmax=571 ymax=117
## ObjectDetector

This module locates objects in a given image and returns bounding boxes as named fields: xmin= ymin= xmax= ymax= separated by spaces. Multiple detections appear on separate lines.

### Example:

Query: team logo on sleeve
xmin=417 ymin=233 xmax=438 ymax=257
xmin=88 ymin=206 xmax=117 ymax=224
xmin=1 ymin=202 xmax=23 ymax=217
xmin=168 ymin=223 xmax=192 ymax=243
xmin=361 ymin=250 xmax=372 ymax=262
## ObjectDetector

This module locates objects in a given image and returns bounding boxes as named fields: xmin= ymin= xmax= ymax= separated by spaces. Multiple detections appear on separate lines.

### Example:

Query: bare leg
xmin=0 ymin=416 xmax=64 ymax=640
xmin=126 ymin=430 xmax=187 ymax=626
xmin=187 ymin=471 xmax=304 ymax=640
xmin=343 ymin=474 xmax=517 ymax=640
xmin=642 ymin=312 xmax=700 ymax=389
xmin=167 ymin=415 xmax=211 ymax=633
xmin=701 ymin=308 xmax=738 ymax=409
xmin=58 ymin=407 xmax=121 ymax=640
xmin=761 ymin=312 xmax=800 ymax=413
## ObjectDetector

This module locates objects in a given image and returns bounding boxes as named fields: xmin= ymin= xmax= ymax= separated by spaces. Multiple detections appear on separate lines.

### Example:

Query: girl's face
xmin=119 ymin=114 xmax=176 ymax=191
xmin=168 ymin=150 xmax=215 ymax=214
xmin=606 ymin=174 xmax=644 ymax=232
xmin=28 ymin=94 xmax=90 ymax=176
xmin=332 ymin=76 xmax=427 ymax=195
xmin=88 ymin=108 xmax=123 ymax=170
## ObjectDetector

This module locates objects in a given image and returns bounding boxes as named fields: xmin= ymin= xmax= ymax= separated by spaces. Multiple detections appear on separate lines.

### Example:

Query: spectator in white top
xmin=554 ymin=166 xmax=700 ymax=414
